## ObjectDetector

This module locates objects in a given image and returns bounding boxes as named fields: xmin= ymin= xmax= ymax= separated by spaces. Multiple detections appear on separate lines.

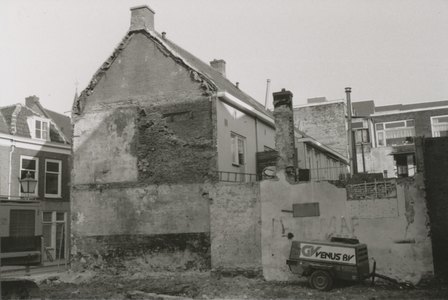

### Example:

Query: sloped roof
xmin=157 ymin=32 xmax=273 ymax=118
xmin=26 ymin=99 xmax=71 ymax=141
xmin=0 ymin=110 xmax=10 ymax=134
xmin=74 ymin=27 xmax=272 ymax=119
xmin=45 ymin=109 xmax=71 ymax=140
xmin=0 ymin=104 xmax=67 ymax=143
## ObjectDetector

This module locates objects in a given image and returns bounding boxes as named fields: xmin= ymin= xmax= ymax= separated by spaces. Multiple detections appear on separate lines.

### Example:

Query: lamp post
xmin=20 ymin=172 xmax=38 ymax=200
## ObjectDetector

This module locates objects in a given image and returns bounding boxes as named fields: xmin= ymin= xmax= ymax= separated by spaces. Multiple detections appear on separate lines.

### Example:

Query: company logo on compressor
xmin=301 ymin=244 xmax=354 ymax=262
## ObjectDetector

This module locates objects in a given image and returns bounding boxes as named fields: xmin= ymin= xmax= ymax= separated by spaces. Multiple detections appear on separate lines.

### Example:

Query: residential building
xmin=0 ymin=96 xmax=71 ymax=261
xmin=70 ymin=5 xmax=348 ymax=271
xmin=352 ymin=99 xmax=448 ymax=177
xmin=293 ymin=97 xmax=349 ymax=158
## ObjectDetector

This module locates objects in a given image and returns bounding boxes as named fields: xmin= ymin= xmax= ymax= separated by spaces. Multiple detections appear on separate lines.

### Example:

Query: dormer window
xmin=36 ymin=120 xmax=48 ymax=140
xmin=27 ymin=116 xmax=51 ymax=141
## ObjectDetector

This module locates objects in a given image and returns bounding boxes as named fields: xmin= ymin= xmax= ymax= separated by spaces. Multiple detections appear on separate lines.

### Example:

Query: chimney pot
xmin=130 ymin=5 xmax=155 ymax=31
xmin=210 ymin=59 xmax=226 ymax=78
xmin=162 ymin=32 xmax=166 ymax=39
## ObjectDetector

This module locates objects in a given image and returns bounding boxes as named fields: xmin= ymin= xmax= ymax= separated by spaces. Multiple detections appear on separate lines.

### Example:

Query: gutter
xmin=217 ymin=91 xmax=274 ymax=127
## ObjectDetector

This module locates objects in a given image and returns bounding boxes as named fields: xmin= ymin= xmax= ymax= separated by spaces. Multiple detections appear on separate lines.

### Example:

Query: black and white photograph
xmin=1 ymin=1 xmax=447 ymax=299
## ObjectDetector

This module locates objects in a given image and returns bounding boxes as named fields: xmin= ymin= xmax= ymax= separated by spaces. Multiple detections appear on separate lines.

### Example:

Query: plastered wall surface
xmin=216 ymin=100 xmax=275 ymax=175
xmin=71 ymin=183 xmax=212 ymax=271
xmin=260 ymin=171 xmax=433 ymax=283
xmin=0 ymin=146 xmax=11 ymax=195
xmin=73 ymin=108 xmax=138 ymax=185
xmin=371 ymin=147 xmax=396 ymax=176
xmin=209 ymin=182 xmax=262 ymax=273
xmin=71 ymin=181 xmax=263 ymax=273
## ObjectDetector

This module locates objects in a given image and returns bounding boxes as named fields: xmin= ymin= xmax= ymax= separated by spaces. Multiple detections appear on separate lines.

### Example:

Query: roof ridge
xmin=45 ymin=107 xmax=70 ymax=119
xmin=158 ymin=33 xmax=272 ymax=117
xmin=21 ymin=104 xmax=46 ymax=117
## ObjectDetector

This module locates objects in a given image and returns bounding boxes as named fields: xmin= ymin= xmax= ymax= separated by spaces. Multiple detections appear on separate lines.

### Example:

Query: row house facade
xmin=0 ymin=96 xmax=71 ymax=261
xmin=352 ymin=99 xmax=448 ymax=177
xmin=293 ymin=96 xmax=448 ymax=178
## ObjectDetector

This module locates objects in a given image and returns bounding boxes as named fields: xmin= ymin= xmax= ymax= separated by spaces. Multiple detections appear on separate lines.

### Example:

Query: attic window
xmin=27 ymin=117 xmax=51 ymax=141
xmin=36 ymin=120 xmax=48 ymax=140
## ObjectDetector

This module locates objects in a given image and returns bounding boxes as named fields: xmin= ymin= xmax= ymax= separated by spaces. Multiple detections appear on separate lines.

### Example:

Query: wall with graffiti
xmin=260 ymin=171 xmax=433 ymax=284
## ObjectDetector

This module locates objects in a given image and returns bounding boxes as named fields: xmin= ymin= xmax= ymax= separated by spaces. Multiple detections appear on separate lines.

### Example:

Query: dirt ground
xmin=4 ymin=270 xmax=448 ymax=300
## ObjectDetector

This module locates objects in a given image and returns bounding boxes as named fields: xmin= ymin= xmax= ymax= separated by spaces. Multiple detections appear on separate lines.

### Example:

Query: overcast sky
xmin=1 ymin=0 xmax=447 ymax=114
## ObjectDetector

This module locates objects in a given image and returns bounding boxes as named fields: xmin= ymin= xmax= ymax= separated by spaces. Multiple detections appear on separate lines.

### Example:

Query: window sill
xmin=44 ymin=196 xmax=62 ymax=199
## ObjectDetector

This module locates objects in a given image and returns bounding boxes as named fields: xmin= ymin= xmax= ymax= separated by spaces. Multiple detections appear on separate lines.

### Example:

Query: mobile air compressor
xmin=286 ymin=238 xmax=371 ymax=291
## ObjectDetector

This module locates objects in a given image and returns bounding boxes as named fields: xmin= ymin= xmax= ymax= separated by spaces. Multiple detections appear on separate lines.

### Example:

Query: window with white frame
xmin=375 ymin=120 xmax=415 ymax=146
xmin=36 ymin=120 xmax=49 ymax=140
xmin=431 ymin=115 xmax=448 ymax=137
xmin=27 ymin=117 xmax=50 ymax=141
xmin=20 ymin=156 xmax=38 ymax=196
xmin=231 ymin=133 xmax=245 ymax=166
xmin=354 ymin=128 xmax=370 ymax=144
xmin=45 ymin=159 xmax=61 ymax=197
xmin=43 ymin=211 xmax=66 ymax=260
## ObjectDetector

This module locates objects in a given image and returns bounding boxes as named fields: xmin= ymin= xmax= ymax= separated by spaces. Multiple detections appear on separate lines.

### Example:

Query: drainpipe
xmin=346 ymin=87 xmax=354 ymax=175
xmin=255 ymin=117 xmax=259 ymax=153
xmin=8 ymin=141 xmax=16 ymax=199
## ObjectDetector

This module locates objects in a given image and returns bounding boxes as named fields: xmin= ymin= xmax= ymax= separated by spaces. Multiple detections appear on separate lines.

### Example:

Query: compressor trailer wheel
xmin=310 ymin=270 xmax=333 ymax=291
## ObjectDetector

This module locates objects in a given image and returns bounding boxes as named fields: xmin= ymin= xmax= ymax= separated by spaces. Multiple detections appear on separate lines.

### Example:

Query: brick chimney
xmin=273 ymin=89 xmax=296 ymax=183
xmin=25 ymin=95 xmax=39 ymax=108
xmin=210 ymin=59 xmax=226 ymax=78
xmin=130 ymin=5 xmax=155 ymax=31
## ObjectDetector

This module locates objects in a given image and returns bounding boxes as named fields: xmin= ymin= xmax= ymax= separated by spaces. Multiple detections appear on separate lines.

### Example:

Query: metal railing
xmin=216 ymin=166 xmax=349 ymax=183
xmin=217 ymin=171 xmax=261 ymax=183
xmin=308 ymin=166 xmax=350 ymax=182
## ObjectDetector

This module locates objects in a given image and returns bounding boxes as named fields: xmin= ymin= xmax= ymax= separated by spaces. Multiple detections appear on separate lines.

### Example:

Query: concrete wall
xmin=293 ymin=101 xmax=348 ymax=157
xmin=209 ymin=182 xmax=262 ymax=275
xmin=260 ymin=170 xmax=433 ymax=283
